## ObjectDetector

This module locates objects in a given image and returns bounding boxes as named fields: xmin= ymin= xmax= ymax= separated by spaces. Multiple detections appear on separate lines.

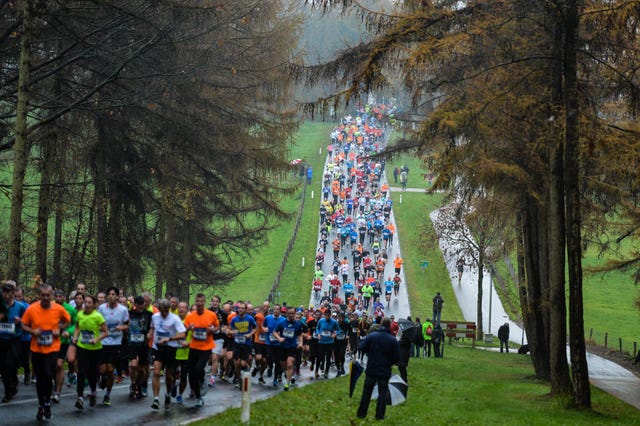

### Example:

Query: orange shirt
xmin=22 ymin=302 xmax=71 ymax=354
xmin=394 ymin=257 xmax=404 ymax=269
xmin=253 ymin=312 xmax=266 ymax=344
xmin=184 ymin=309 xmax=219 ymax=351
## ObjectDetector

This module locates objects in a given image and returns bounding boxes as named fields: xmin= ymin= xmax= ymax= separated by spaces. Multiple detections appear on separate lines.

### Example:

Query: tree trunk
xmin=94 ymin=116 xmax=111 ymax=291
xmin=476 ymin=251 xmax=484 ymax=339
xmin=522 ymin=197 xmax=551 ymax=381
xmin=547 ymin=4 xmax=572 ymax=396
xmin=7 ymin=1 xmax=33 ymax=283
xmin=563 ymin=0 xmax=590 ymax=408
xmin=35 ymin=129 xmax=56 ymax=283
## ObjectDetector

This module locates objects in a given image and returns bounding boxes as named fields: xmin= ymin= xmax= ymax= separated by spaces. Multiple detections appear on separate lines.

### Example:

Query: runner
xmin=263 ymin=304 xmax=286 ymax=387
xmin=126 ymin=295 xmax=152 ymax=400
xmin=174 ymin=301 xmax=191 ymax=404
xmin=73 ymin=294 xmax=108 ymax=410
xmin=228 ymin=302 xmax=257 ymax=389
xmin=384 ymin=277 xmax=394 ymax=308
xmin=208 ymin=295 xmax=228 ymax=386
xmin=52 ymin=289 xmax=76 ymax=404
xmin=21 ymin=284 xmax=71 ymax=420
xmin=0 ymin=280 xmax=27 ymax=403
xmin=148 ymin=299 xmax=186 ymax=410
xmin=314 ymin=309 xmax=339 ymax=379
xmin=333 ymin=312 xmax=350 ymax=376
xmin=183 ymin=293 xmax=219 ymax=407
xmin=251 ymin=301 xmax=270 ymax=384
xmin=97 ymin=286 xmax=129 ymax=406
xmin=273 ymin=307 xmax=303 ymax=391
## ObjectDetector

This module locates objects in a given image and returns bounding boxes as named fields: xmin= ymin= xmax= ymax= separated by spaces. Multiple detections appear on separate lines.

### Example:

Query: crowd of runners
xmin=0 ymin=104 xmax=411 ymax=422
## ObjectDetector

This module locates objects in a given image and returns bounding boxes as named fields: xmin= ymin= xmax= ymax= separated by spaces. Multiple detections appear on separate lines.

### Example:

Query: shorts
xmin=211 ymin=339 xmax=225 ymax=356
xmin=280 ymin=346 xmax=298 ymax=361
xmin=233 ymin=343 xmax=252 ymax=361
xmin=151 ymin=346 xmax=177 ymax=370
xmin=101 ymin=345 xmax=122 ymax=366
xmin=58 ymin=343 xmax=69 ymax=360
xmin=126 ymin=345 xmax=150 ymax=366
xmin=254 ymin=343 xmax=268 ymax=357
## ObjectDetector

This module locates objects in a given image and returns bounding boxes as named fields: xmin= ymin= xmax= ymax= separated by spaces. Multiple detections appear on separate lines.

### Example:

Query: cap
xmin=2 ymin=280 xmax=16 ymax=291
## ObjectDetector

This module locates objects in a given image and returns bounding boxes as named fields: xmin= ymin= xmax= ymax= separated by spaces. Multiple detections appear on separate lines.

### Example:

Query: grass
xmin=389 ymin=190 xmax=463 ymax=322
xmin=192 ymin=344 xmax=640 ymax=425
xmin=214 ymin=121 xmax=333 ymax=305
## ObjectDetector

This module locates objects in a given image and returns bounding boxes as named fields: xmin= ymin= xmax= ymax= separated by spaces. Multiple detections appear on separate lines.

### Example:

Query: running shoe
xmin=36 ymin=407 xmax=45 ymax=421
xmin=151 ymin=397 xmax=160 ymax=410
xmin=75 ymin=397 xmax=84 ymax=410
xmin=258 ymin=377 xmax=266 ymax=385
xmin=99 ymin=374 xmax=107 ymax=390
xmin=251 ymin=368 xmax=258 ymax=377
xmin=176 ymin=395 xmax=183 ymax=404
xmin=141 ymin=386 xmax=148 ymax=397
xmin=51 ymin=392 xmax=60 ymax=403
xmin=314 ymin=372 xmax=320 ymax=379
xmin=208 ymin=375 xmax=216 ymax=387
xmin=171 ymin=383 xmax=178 ymax=397
xmin=103 ymin=395 xmax=111 ymax=406
xmin=195 ymin=397 xmax=204 ymax=407
xmin=201 ymin=381 xmax=208 ymax=397
xmin=273 ymin=379 xmax=278 ymax=387
xmin=266 ymin=368 xmax=273 ymax=378
xmin=283 ymin=383 xmax=290 ymax=391
xmin=290 ymin=377 xmax=296 ymax=385
xmin=323 ymin=372 xmax=329 ymax=379
xmin=89 ymin=393 xmax=97 ymax=407
xmin=164 ymin=395 xmax=171 ymax=410
xmin=43 ymin=404 xmax=52 ymax=419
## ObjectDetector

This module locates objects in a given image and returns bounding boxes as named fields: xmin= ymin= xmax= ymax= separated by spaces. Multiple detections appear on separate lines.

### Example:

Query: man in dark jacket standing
xmin=357 ymin=317 xmax=400 ymax=420
xmin=498 ymin=323 xmax=510 ymax=353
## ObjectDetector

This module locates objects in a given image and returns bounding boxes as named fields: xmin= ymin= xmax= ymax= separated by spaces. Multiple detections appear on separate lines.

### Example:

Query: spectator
xmin=498 ymin=323 xmax=510 ymax=353
xmin=432 ymin=292 xmax=444 ymax=324
xmin=357 ymin=317 xmax=400 ymax=421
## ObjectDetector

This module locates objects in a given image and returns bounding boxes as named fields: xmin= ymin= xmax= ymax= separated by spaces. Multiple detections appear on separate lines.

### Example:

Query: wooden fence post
xmin=619 ymin=337 xmax=623 ymax=353
xmin=604 ymin=332 xmax=608 ymax=348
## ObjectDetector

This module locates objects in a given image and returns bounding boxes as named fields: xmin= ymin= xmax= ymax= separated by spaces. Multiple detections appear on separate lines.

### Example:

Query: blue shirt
xmin=230 ymin=314 xmax=257 ymax=346
xmin=0 ymin=300 xmax=26 ymax=340
xmin=343 ymin=282 xmax=354 ymax=294
xmin=263 ymin=314 xmax=286 ymax=346
xmin=315 ymin=317 xmax=339 ymax=344
xmin=275 ymin=320 xmax=302 ymax=349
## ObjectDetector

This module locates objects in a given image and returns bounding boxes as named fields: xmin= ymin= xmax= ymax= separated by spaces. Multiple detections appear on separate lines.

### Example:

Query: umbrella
xmin=290 ymin=158 xmax=303 ymax=166
xmin=397 ymin=318 xmax=417 ymax=333
xmin=349 ymin=361 xmax=365 ymax=398
xmin=371 ymin=374 xmax=408 ymax=406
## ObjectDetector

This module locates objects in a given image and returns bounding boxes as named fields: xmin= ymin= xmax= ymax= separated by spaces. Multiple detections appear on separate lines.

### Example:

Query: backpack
xmin=426 ymin=325 xmax=433 ymax=336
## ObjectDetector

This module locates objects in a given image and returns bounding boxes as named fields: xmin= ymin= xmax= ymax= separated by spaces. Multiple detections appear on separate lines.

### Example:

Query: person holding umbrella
xmin=356 ymin=317 xmax=400 ymax=420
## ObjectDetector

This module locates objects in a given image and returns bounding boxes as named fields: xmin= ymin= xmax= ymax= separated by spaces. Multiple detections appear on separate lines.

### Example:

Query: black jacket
xmin=498 ymin=324 xmax=510 ymax=341
xmin=359 ymin=327 xmax=400 ymax=378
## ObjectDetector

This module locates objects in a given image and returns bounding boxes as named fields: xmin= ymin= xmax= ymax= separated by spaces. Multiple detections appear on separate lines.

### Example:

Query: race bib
xmin=107 ymin=323 xmax=121 ymax=337
xmin=37 ymin=330 xmax=53 ymax=346
xmin=156 ymin=330 xmax=170 ymax=343
xmin=0 ymin=322 xmax=16 ymax=334
xmin=193 ymin=328 xmax=208 ymax=341
xmin=336 ymin=334 xmax=346 ymax=340
xmin=258 ymin=333 xmax=267 ymax=342
xmin=321 ymin=330 xmax=331 ymax=337
xmin=129 ymin=329 xmax=145 ymax=344
xmin=282 ymin=328 xmax=295 ymax=338
xmin=270 ymin=333 xmax=279 ymax=342
xmin=235 ymin=335 xmax=246 ymax=344
xmin=80 ymin=330 xmax=94 ymax=344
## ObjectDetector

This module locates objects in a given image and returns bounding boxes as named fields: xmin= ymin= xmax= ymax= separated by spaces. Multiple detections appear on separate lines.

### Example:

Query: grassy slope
xmin=195 ymin=344 xmax=640 ymax=425
xmin=215 ymin=121 xmax=332 ymax=304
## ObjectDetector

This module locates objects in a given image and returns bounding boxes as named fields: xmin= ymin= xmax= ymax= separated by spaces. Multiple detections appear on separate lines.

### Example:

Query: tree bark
xmin=7 ymin=0 xmax=32 ymax=283
xmin=476 ymin=251 xmax=484 ymax=339
xmin=563 ymin=0 xmax=590 ymax=408
xmin=548 ymin=4 xmax=572 ymax=396
xmin=522 ymin=197 xmax=551 ymax=381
